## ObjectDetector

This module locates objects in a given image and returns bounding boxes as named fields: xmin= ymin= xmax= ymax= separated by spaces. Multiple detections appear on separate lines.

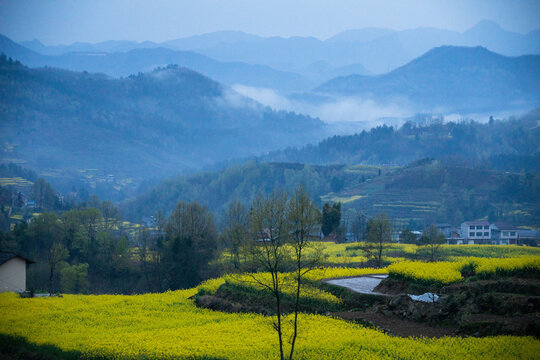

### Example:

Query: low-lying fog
xmin=232 ymin=84 xmax=532 ymax=134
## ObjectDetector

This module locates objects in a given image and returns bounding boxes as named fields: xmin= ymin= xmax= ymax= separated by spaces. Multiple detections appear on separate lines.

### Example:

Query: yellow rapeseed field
xmin=1 ymin=290 xmax=539 ymax=359
xmin=388 ymin=256 xmax=540 ymax=284
xmin=197 ymin=267 xmax=388 ymax=303
xmin=1 ymin=262 xmax=539 ymax=359
xmin=388 ymin=260 xmax=464 ymax=284
xmin=216 ymin=242 xmax=540 ymax=269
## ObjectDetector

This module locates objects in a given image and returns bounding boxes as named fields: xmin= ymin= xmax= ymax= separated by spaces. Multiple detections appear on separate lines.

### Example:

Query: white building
xmin=0 ymin=252 xmax=34 ymax=293
xmin=460 ymin=221 xmax=491 ymax=244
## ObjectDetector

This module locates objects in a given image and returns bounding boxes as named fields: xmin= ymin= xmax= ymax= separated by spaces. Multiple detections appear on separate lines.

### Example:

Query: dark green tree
xmin=400 ymin=229 xmax=418 ymax=244
xmin=330 ymin=176 xmax=344 ymax=193
xmin=164 ymin=202 xmax=218 ymax=289
xmin=321 ymin=202 xmax=341 ymax=236
xmin=31 ymin=178 xmax=56 ymax=209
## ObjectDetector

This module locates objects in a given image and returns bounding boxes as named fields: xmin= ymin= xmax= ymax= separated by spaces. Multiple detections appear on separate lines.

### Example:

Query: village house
xmin=460 ymin=221 xmax=492 ymax=244
xmin=445 ymin=230 xmax=465 ymax=245
xmin=0 ymin=252 xmax=34 ymax=293
xmin=491 ymin=222 xmax=519 ymax=245
xmin=517 ymin=230 xmax=540 ymax=246
xmin=435 ymin=223 xmax=452 ymax=238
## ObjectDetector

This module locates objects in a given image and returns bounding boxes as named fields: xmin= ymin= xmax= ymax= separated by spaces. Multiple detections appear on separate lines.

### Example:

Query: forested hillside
xmin=339 ymin=160 xmax=540 ymax=228
xmin=124 ymin=111 xmax=540 ymax=225
xmin=122 ymin=162 xmax=343 ymax=221
xmin=123 ymin=159 xmax=540 ymax=228
xmin=261 ymin=110 xmax=540 ymax=171
xmin=0 ymin=56 xmax=324 ymax=192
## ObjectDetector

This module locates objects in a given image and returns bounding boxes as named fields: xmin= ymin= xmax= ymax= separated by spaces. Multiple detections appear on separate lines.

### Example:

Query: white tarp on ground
xmin=409 ymin=292 xmax=439 ymax=302
xmin=325 ymin=275 xmax=388 ymax=295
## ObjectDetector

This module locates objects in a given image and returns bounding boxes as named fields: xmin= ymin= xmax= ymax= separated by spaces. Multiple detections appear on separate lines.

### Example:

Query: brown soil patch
xmin=373 ymin=278 xmax=412 ymax=295
xmin=331 ymin=310 xmax=457 ymax=338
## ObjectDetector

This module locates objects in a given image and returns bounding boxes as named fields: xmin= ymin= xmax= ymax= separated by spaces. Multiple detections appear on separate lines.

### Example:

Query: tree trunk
xmin=289 ymin=264 xmax=301 ymax=360
xmin=48 ymin=265 xmax=54 ymax=295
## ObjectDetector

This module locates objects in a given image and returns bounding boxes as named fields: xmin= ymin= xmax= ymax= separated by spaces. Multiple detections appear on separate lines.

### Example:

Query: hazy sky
xmin=1 ymin=0 xmax=539 ymax=44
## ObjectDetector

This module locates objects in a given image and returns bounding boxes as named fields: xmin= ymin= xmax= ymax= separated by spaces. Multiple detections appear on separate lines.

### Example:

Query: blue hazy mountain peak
xmin=316 ymin=45 xmax=540 ymax=112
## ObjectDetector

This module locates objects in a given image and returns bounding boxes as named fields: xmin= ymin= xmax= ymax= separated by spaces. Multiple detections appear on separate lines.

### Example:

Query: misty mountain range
xmin=1 ymin=38 xmax=539 ymax=184
xmin=3 ymin=33 xmax=539 ymax=117
xmin=19 ymin=20 xmax=540 ymax=70
xmin=180 ymin=20 xmax=540 ymax=75
xmin=3 ymin=20 xmax=539 ymax=92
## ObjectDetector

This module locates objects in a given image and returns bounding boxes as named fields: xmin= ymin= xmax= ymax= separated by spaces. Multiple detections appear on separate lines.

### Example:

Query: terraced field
xmin=0 ymin=176 xmax=33 ymax=187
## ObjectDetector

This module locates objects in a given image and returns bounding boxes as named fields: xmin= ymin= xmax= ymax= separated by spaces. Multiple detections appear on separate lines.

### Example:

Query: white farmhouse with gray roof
xmin=0 ymin=252 xmax=34 ymax=293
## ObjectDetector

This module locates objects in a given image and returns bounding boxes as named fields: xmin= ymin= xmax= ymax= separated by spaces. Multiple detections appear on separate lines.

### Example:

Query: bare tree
xmin=247 ymin=187 xmax=321 ymax=360
xmin=152 ymin=210 xmax=166 ymax=292
xmin=137 ymin=227 xmax=152 ymax=291
xmin=249 ymin=191 xmax=290 ymax=360
xmin=351 ymin=212 xmax=367 ymax=242
xmin=418 ymin=224 xmax=446 ymax=262
xmin=100 ymin=200 xmax=121 ymax=231
xmin=31 ymin=178 xmax=56 ymax=209
xmin=287 ymin=186 xmax=321 ymax=359
xmin=365 ymin=213 xmax=391 ymax=268
xmin=221 ymin=200 xmax=250 ymax=269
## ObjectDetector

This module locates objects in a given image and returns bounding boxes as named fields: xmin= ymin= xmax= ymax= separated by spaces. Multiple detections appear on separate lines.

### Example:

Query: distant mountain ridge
xmin=0 ymin=34 xmax=313 ymax=91
xmin=168 ymin=20 xmax=540 ymax=74
xmin=10 ymin=20 xmax=539 ymax=85
xmin=316 ymin=46 xmax=540 ymax=112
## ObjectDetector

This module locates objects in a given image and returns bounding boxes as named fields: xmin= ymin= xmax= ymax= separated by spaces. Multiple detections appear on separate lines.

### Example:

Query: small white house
xmin=0 ymin=252 xmax=34 ymax=293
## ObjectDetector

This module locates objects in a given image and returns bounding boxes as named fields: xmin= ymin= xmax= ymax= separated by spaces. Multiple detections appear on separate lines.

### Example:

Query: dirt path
xmin=331 ymin=311 xmax=458 ymax=338
xmin=325 ymin=274 xmax=390 ymax=295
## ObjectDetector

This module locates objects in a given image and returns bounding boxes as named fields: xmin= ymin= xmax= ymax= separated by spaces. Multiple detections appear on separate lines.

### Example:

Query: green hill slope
xmin=0 ymin=57 xmax=324 ymax=189
xmin=124 ymin=159 xmax=539 ymax=228
xmin=261 ymin=109 xmax=540 ymax=171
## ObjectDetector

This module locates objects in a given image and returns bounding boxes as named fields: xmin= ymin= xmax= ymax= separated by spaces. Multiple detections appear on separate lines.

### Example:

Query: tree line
xmin=0 ymin=183 xmax=423 ymax=295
